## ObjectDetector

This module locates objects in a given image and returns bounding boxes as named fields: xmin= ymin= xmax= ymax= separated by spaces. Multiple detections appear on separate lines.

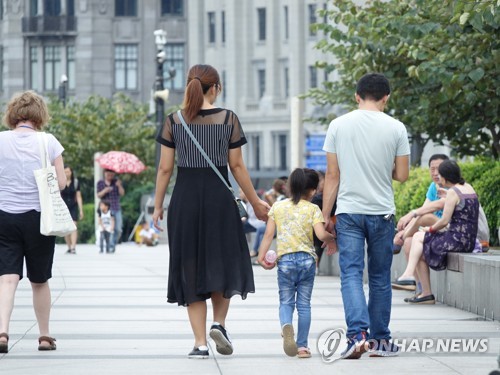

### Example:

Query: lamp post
xmin=153 ymin=29 xmax=176 ymax=169
xmin=58 ymin=74 xmax=68 ymax=107
xmin=154 ymin=30 xmax=167 ymax=170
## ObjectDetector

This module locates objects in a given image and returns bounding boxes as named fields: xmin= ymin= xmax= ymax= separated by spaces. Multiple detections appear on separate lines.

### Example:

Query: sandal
xmin=0 ymin=333 xmax=9 ymax=353
xmin=38 ymin=336 xmax=57 ymax=351
xmin=297 ymin=347 xmax=311 ymax=358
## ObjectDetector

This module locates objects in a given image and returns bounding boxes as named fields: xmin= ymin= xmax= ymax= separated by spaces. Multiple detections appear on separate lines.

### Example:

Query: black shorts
xmin=0 ymin=210 xmax=56 ymax=282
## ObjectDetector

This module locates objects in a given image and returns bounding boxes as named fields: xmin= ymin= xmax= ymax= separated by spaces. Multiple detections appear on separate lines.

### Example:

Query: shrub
xmin=394 ymin=160 xmax=499 ymax=246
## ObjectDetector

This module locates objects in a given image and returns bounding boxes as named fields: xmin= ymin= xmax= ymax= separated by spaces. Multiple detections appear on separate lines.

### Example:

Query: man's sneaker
xmin=209 ymin=324 xmax=233 ymax=355
xmin=340 ymin=331 xmax=368 ymax=359
xmin=281 ymin=323 xmax=298 ymax=357
xmin=369 ymin=339 xmax=401 ymax=357
xmin=188 ymin=345 xmax=209 ymax=359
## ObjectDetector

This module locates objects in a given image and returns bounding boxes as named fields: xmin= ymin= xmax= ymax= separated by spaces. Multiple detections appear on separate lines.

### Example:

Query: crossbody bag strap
xmin=177 ymin=110 xmax=236 ymax=197
xmin=36 ymin=132 xmax=51 ymax=168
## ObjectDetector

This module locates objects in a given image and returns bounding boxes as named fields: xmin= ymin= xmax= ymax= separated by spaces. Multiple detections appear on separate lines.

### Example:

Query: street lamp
xmin=58 ymin=74 xmax=68 ymax=107
xmin=153 ymin=29 xmax=175 ymax=169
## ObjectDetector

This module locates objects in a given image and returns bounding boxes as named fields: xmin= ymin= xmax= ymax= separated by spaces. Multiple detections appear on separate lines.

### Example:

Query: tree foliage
xmin=307 ymin=0 xmax=499 ymax=163
xmin=46 ymin=94 xmax=157 ymax=200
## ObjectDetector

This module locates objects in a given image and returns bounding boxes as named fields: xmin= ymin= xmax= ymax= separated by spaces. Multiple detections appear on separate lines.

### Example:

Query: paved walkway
xmin=0 ymin=242 xmax=498 ymax=375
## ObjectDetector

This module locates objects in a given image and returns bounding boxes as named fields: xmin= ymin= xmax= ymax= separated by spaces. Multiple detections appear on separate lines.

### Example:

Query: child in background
xmin=258 ymin=168 xmax=336 ymax=358
xmin=139 ymin=221 xmax=159 ymax=246
xmin=97 ymin=200 xmax=115 ymax=253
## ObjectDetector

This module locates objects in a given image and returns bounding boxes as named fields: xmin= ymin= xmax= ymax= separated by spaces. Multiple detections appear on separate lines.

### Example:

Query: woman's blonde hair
xmin=3 ymin=90 xmax=50 ymax=130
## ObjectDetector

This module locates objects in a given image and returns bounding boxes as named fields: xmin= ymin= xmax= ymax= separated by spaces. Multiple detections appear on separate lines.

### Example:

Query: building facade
xmin=0 ymin=0 xmax=336 ymax=187
xmin=0 ymin=0 xmax=188 ymax=106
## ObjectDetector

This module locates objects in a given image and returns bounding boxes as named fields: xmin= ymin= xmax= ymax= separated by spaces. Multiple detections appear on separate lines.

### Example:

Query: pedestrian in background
xmin=0 ymin=90 xmax=66 ymax=353
xmin=153 ymin=64 xmax=269 ymax=359
xmin=61 ymin=166 xmax=83 ymax=254
xmin=96 ymin=169 xmax=124 ymax=252
xmin=258 ymin=168 xmax=335 ymax=358
xmin=322 ymin=73 xmax=410 ymax=359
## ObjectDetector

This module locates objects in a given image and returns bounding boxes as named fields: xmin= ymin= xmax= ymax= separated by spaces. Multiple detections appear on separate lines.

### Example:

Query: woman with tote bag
xmin=0 ymin=91 xmax=66 ymax=353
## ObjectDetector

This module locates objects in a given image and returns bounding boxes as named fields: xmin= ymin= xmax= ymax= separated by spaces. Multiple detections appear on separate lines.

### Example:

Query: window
xmin=45 ymin=0 xmax=61 ymax=16
xmin=114 ymin=44 xmax=138 ymax=90
xmin=115 ymin=0 xmax=137 ymax=17
xmin=257 ymin=8 xmax=266 ymax=41
xmin=208 ymin=12 xmax=216 ymax=43
xmin=30 ymin=0 xmax=38 ymax=16
xmin=273 ymin=133 xmax=288 ymax=170
xmin=0 ymin=47 xmax=3 ymax=91
xmin=309 ymin=66 xmax=317 ymax=88
xmin=284 ymin=67 xmax=289 ymax=98
xmin=221 ymin=11 xmax=226 ymax=43
xmin=308 ymin=4 xmax=317 ymax=36
xmin=246 ymin=134 xmax=261 ymax=170
xmin=257 ymin=69 xmax=265 ymax=98
xmin=67 ymin=46 xmax=75 ymax=90
xmin=284 ymin=6 xmax=289 ymax=40
xmin=30 ymin=47 xmax=40 ymax=91
xmin=44 ymin=46 xmax=61 ymax=91
xmin=163 ymin=43 xmax=184 ymax=90
xmin=67 ymin=0 xmax=75 ymax=16
xmin=221 ymin=70 xmax=226 ymax=103
xmin=161 ymin=0 xmax=183 ymax=15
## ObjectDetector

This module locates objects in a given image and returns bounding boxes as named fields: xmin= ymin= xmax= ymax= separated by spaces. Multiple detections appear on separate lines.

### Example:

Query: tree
xmin=47 ymin=93 xmax=157 ymax=201
xmin=307 ymin=0 xmax=499 ymax=163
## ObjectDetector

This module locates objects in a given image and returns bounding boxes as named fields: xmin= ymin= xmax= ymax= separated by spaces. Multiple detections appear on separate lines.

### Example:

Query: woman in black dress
xmin=61 ymin=166 xmax=83 ymax=254
xmin=153 ymin=64 xmax=269 ymax=359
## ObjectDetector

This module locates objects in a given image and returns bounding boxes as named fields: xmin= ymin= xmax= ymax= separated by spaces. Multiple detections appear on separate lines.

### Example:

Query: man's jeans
xmin=111 ymin=209 xmax=123 ymax=250
xmin=277 ymin=252 xmax=316 ymax=348
xmin=336 ymin=213 xmax=394 ymax=340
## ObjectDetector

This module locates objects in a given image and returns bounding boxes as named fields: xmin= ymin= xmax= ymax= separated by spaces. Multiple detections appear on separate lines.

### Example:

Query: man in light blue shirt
xmin=322 ymin=73 xmax=410 ymax=359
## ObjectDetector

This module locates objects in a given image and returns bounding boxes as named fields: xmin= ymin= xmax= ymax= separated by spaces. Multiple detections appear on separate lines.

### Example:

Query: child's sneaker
xmin=188 ymin=345 xmax=209 ymax=359
xmin=281 ymin=323 xmax=297 ymax=357
xmin=368 ymin=339 xmax=400 ymax=357
xmin=209 ymin=323 xmax=233 ymax=355
xmin=340 ymin=331 xmax=368 ymax=359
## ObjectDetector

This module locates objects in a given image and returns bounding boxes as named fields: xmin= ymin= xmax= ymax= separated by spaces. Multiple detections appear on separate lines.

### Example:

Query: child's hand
xmin=257 ymin=254 xmax=275 ymax=270
xmin=322 ymin=239 xmax=338 ymax=255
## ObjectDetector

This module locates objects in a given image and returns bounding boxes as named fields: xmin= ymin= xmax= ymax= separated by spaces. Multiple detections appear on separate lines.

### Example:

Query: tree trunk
xmin=488 ymin=124 xmax=499 ymax=159
xmin=410 ymin=134 xmax=426 ymax=166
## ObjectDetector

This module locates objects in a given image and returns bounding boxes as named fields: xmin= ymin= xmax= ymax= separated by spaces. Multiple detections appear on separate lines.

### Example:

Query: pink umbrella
xmin=98 ymin=151 xmax=146 ymax=174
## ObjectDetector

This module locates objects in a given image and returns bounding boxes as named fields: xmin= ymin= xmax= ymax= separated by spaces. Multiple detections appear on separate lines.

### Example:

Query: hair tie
xmin=193 ymin=77 xmax=201 ymax=82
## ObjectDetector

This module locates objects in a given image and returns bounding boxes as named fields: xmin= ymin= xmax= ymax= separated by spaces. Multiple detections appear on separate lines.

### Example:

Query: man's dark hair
xmin=356 ymin=73 xmax=391 ymax=101
xmin=428 ymin=154 xmax=449 ymax=166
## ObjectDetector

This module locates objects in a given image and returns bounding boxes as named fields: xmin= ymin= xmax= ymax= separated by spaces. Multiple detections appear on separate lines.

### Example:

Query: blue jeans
xmin=336 ymin=213 xmax=394 ymax=340
xmin=277 ymin=252 xmax=316 ymax=348
xmin=253 ymin=225 xmax=266 ymax=251
xmin=111 ymin=209 xmax=122 ymax=249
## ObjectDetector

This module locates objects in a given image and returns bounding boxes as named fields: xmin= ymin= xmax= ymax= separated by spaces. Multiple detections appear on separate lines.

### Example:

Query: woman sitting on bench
xmin=392 ymin=160 xmax=479 ymax=304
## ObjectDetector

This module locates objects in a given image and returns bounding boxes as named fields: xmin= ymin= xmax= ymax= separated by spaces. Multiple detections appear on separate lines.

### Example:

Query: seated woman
xmin=392 ymin=160 xmax=479 ymax=304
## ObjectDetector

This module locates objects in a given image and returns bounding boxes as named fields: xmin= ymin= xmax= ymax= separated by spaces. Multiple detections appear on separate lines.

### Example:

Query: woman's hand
xmin=252 ymin=199 xmax=270 ymax=221
xmin=152 ymin=208 xmax=164 ymax=231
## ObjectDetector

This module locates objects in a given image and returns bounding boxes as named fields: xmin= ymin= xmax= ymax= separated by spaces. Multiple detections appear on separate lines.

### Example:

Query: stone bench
xmin=320 ymin=248 xmax=500 ymax=321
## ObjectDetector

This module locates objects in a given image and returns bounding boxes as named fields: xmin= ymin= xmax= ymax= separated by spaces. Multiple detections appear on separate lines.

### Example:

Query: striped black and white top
xmin=156 ymin=108 xmax=247 ymax=168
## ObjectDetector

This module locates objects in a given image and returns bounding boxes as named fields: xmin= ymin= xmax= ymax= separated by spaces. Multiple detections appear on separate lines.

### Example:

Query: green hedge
xmin=393 ymin=160 xmax=499 ymax=246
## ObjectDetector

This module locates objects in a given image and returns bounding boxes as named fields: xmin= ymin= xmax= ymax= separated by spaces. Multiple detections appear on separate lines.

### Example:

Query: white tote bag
xmin=33 ymin=133 xmax=76 ymax=237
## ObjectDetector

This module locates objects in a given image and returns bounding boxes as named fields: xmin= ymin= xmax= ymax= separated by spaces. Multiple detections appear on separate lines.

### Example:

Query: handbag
xmin=177 ymin=110 xmax=248 ymax=219
xmin=33 ymin=133 xmax=77 ymax=236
